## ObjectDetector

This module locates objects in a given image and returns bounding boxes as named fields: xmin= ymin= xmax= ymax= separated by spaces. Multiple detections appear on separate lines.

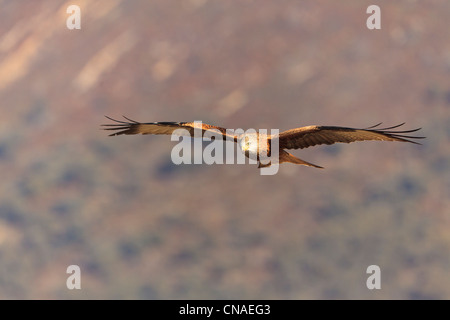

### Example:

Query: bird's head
xmin=239 ymin=133 xmax=260 ymax=159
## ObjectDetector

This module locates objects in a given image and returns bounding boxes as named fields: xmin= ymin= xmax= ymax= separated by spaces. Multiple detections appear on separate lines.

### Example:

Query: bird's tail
xmin=279 ymin=150 xmax=323 ymax=169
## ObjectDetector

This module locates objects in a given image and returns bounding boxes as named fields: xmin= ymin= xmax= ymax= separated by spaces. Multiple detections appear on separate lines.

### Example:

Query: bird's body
xmin=102 ymin=116 xmax=424 ymax=169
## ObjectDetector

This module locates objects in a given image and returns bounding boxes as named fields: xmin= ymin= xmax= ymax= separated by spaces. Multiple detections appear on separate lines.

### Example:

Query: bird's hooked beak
xmin=240 ymin=137 xmax=251 ymax=153
xmin=240 ymin=138 xmax=253 ymax=158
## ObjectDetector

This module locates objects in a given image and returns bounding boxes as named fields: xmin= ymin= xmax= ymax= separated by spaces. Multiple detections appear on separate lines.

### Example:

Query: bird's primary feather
xmin=102 ymin=116 xmax=237 ymax=141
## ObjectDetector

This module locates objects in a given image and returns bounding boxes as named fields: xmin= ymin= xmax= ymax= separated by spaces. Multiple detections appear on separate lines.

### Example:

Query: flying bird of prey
xmin=102 ymin=116 xmax=424 ymax=169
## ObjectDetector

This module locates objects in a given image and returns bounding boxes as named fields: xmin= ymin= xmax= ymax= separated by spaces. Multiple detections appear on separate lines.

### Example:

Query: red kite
xmin=102 ymin=116 xmax=424 ymax=169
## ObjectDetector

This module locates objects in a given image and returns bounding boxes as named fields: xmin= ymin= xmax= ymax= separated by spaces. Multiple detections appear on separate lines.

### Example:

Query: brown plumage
xmin=102 ymin=116 xmax=425 ymax=169
xmin=102 ymin=116 xmax=236 ymax=140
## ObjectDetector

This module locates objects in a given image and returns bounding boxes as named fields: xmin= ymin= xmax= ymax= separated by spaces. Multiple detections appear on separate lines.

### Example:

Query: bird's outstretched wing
xmin=277 ymin=123 xmax=425 ymax=150
xmin=102 ymin=116 xmax=237 ymax=141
